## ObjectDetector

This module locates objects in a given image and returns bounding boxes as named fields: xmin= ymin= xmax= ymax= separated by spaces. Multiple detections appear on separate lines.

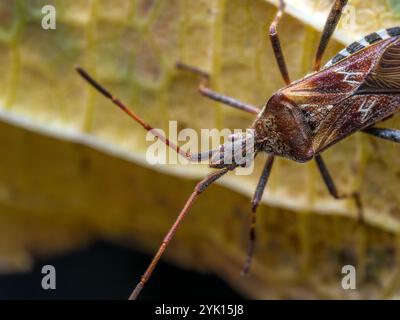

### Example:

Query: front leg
xmin=314 ymin=0 xmax=348 ymax=71
xmin=315 ymin=155 xmax=363 ymax=221
xmin=242 ymin=155 xmax=275 ymax=275
xmin=269 ymin=0 xmax=291 ymax=85
xmin=176 ymin=62 xmax=261 ymax=114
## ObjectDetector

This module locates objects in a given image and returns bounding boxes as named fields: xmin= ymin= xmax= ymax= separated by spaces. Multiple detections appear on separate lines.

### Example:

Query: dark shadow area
xmin=0 ymin=241 xmax=244 ymax=300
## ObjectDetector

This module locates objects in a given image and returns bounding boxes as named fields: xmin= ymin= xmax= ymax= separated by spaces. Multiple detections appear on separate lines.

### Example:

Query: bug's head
xmin=209 ymin=130 xmax=259 ymax=169
xmin=251 ymin=93 xmax=313 ymax=162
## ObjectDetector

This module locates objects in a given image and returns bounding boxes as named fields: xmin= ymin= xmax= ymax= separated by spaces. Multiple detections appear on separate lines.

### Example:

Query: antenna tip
xmin=75 ymin=65 xmax=86 ymax=77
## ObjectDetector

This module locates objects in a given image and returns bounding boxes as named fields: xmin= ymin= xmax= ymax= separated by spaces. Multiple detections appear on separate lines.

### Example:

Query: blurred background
xmin=1 ymin=0 xmax=400 ymax=299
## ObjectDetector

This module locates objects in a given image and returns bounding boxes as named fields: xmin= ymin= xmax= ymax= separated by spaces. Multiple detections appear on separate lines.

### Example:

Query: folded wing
xmin=358 ymin=38 xmax=400 ymax=93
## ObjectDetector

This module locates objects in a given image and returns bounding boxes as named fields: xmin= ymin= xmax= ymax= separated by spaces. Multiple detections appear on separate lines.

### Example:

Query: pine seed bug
xmin=76 ymin=0 xmax=400 ymax=299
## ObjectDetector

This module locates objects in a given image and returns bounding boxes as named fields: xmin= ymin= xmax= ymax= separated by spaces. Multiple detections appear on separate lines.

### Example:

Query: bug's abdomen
xmin=313 ymin=94 xmax=400 ymax=153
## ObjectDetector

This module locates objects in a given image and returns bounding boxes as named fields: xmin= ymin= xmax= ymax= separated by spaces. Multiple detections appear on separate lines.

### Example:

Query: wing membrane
xmin=358 ymin=38 xmax=400 ymax=93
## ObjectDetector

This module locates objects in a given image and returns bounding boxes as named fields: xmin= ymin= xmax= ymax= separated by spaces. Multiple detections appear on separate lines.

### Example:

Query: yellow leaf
xmin=1 ymin=0 xmax=400 ymax=298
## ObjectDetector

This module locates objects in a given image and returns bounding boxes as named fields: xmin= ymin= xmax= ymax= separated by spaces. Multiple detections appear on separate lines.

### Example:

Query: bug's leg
xmin=129 ymin=167 xmax=232 ymax=299
xmin=315 ymin=155 xmax=363 ymax=222
xmin=176 ymin=62 xmax=261 ymax=114
xmin=314 ymin=0 xmax=348 ymax=71
xmin=76 ymin=66 xmax=218 ymax=163
xmin=242 ymin=155 xmax=275 ymax=275
xmin=362 ymin=127 xmax=400 ymax=143
xmin=269 ymin=0 xmax=291 ymax=85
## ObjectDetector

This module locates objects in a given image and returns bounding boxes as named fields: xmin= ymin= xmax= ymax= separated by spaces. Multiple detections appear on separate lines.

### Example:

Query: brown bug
xmin=76 ymin=0 xmax=400 ymax=299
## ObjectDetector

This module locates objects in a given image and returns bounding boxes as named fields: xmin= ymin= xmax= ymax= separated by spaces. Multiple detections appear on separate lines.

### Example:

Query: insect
xmin=77 ymin=0 xmax=400 ymax=299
